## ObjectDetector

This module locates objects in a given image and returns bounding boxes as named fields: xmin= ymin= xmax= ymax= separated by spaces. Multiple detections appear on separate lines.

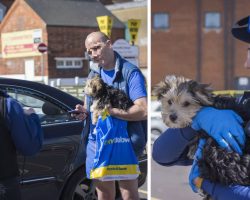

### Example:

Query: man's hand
xmin=191 ymin=107 xmax=245 ymax=155
xmin=189 ymin=138 xmax=206 ymax=192
xmin=72 ymin=104 xmax=88 ymax=121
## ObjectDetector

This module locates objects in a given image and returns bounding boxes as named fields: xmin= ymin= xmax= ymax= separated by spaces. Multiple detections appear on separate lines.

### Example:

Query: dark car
xmin=0 ymin=78 xmax=147 ymax=200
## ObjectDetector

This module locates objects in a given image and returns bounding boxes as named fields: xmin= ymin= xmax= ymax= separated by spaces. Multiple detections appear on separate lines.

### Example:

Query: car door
xmin=2 ymin=86 xmax=84 ymax=199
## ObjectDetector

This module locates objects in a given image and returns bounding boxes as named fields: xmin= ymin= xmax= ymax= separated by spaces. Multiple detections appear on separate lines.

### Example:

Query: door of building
xmin=25 ymin=59 xmax=35 ymax=80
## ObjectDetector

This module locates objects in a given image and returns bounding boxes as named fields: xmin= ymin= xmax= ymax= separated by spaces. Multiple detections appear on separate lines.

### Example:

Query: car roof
xmin=0 ymin=78 xmax=83 ymax=108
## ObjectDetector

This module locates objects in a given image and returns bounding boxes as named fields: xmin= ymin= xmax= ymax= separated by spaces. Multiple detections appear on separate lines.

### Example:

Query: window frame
xmin=3 ymin=86 xmax=78 ymax=125
xmin=153 ymin=12 xmax=170 ymax=30
xmin=55 ymin=57 xmax=84 ymax=69
xmin=204 ymin=12 xmax=221 ymax=29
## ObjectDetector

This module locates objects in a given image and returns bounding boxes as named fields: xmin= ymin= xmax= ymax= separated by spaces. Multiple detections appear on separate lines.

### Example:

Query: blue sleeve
xmin=128 ymin=70 xmax=147 ymax=102
xmin=6 ymin=97 xmax=43 ymax=156
xmin=202 ymin=180 xmax=250 ymax=200
xmin=152 ymin=127 xmax=196 ymax=166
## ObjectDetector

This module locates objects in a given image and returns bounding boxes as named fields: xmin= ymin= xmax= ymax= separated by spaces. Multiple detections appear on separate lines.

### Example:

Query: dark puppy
xmin=153 ymin=75 xmax=250 ymax=199
xmin=84 ymin=75 xmax=133 ymax=124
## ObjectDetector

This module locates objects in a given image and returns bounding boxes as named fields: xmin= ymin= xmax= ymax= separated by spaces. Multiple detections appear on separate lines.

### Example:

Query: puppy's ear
xmin=152 ymin=81 xmax=170 ymax=100
xmin=187 ymin=80 xmax=213 ymax=105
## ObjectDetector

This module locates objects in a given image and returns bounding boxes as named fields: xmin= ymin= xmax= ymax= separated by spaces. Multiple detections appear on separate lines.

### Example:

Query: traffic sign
xmin=37 ymin=43 xmax=47 ymax=53
xmin=96 ymin=16 xmax=113 ymax=37
xmin=128 ymin=19 xmax=141 ymax=45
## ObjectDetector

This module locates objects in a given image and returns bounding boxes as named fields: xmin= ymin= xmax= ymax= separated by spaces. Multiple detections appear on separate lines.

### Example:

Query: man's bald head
xmin=85 ymin=31 xmax=110 ymax=46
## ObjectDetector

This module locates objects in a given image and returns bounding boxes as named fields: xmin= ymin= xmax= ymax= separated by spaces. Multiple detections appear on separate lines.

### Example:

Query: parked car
xmin=0 ymin=78 xmax=147 ymax=200
xmin=151 ymin=100 xmax=167 ymax=144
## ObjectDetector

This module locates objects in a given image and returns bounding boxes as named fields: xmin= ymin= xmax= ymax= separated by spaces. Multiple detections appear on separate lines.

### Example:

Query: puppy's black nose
xmin=169 ymin=114 xmax=177 ymax=122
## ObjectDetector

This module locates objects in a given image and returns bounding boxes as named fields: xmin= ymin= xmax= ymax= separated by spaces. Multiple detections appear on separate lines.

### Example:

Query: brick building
xmin=0 ymin=0 xmax=125 ymax=86
xmin=152 ymin=0 xmax=250 ymax=90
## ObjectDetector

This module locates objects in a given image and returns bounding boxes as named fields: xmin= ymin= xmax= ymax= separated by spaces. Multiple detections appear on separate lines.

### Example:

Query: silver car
xmin=151 ymin=101 xmax=167 ymax=144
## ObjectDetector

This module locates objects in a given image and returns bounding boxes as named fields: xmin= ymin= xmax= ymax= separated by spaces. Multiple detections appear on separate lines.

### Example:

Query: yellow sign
xmin=1 ymin=29 xmax=42 ymax=58
xmin=96 ymin=16 xmax=113 ymax=38
xmin=128 ymin=19 xmax=141 ymax=45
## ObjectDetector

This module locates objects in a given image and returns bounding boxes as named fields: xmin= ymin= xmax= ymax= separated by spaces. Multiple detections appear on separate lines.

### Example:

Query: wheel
xmin=60 ymin=166 xmax=97 ymax=200
xmin=138 ymin=153 xmax=147 ymax=187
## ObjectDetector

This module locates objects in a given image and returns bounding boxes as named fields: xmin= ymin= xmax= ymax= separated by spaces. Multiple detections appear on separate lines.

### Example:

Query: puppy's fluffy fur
xmin=84 ymin=75 xmax=133 ymax=124
xmin=153 ymin=75 xmax=250 ymax=199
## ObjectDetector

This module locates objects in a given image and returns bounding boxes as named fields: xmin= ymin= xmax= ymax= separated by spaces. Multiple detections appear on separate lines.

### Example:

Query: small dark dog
xmin=153 ymin=75 xmax=250 ymax=199
xmin=84 ymin=75 xmax=133 ymax=124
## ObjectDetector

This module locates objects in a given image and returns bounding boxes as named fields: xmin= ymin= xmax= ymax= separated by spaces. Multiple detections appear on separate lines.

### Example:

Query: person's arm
xmin=201 ymin=180 xmax=250 ymax=200
xmin=108 ymin=71 xmax=147 ymax=121
xmin=152 ymin=127 xmax=196 ymax=166
xmin=108 ymin=97 xmax=147 ymax=121
xmin=6 ymin=97 xmax=43 ymax=156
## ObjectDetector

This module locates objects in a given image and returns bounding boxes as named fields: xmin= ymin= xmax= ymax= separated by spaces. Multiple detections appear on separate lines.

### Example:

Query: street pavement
xmin=151 ymin=160 xmax=201 ymax=200
xmin=139 ymin=178 xmax=147 ymax=200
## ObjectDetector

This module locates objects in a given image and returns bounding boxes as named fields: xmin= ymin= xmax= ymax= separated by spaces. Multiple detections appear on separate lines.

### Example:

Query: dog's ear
xmin=187 ymin=80 xmax=213 ymax=106
xmin=152 ymin=81 xmax=170 ymax=100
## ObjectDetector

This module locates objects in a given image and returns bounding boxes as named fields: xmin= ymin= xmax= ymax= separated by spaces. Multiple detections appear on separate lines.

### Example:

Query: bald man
xmin=74 ymin=31 xmax=147 ymax=200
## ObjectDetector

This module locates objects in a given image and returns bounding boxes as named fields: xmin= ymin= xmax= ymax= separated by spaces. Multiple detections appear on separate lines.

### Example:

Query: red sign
xmin=37 ymin=43 xmax=47 ymax=53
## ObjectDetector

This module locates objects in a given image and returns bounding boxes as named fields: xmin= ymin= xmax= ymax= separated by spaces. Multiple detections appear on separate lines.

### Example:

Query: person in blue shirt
xmin=73 ymin=31 xmax=147 ymax=200
xmin=0 ymin=91 xmax=43 ymax=200
xmin=153 ymin=16 xmax=250 ymax=200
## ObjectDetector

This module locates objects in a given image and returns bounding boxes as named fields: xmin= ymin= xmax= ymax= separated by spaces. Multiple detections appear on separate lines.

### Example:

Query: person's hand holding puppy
xmin=192 ymin=107 xmax=245 ymax=155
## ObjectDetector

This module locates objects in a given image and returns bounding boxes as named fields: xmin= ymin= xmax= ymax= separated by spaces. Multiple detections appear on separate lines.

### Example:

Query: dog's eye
xmin=183 ymin=101 xmax=190 ymax=107
xmin=168 ymin=100 xmax=172 ymax=105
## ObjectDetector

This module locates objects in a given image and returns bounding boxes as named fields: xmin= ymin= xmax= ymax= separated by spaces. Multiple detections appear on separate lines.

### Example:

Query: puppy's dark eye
xmin=168 ymin=100 xmax=172 ymax=105
xmin=183 ymin=101 xmax=190 ymax=107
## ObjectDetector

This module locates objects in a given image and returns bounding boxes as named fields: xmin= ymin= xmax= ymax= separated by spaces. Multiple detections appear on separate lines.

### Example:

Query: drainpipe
xmin=224 ymin=0 xmax=235 ymax=89
xmin=196 ymin=0 xmax=202 ymax=82
xmin=224 ymin=0 xmax=229 ymax=89
xmin=230 ymin=0 xmax=236 ymax=89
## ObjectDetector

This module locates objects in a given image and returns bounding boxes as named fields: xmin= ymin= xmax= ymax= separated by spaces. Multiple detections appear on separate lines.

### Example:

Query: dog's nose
xmin=169 ymin=114 xmax=177 ymax=122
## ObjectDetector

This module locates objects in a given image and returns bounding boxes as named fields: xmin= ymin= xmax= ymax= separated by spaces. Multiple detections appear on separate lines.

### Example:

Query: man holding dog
xmin=73 ymin=31 xmax=147 ymax=200
xmin=153 ymin=16 xmax=250 ymax=200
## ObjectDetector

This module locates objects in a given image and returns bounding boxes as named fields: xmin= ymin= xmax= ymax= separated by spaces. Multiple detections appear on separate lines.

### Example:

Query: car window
xmin=6 ymin=89 xmax=77 ymax=125
xmin=8 ymin=92 xmax=44 ymax=114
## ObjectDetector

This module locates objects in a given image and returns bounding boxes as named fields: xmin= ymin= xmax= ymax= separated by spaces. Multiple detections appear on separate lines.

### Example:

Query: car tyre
xmin=60 ymin=166 xmax=97 ymax=200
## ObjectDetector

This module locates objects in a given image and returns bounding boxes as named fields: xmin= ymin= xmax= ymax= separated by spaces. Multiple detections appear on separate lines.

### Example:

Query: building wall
xmin=46 ymin=26 xmax=124 ymax=79
xmin=0 ymin=0 xmax=125 ymax=85
xmin=152 ymin=0 xmax=250 ymax=90
xmin=152 ymin=0 xmax=197 ymax=85
xmin=0 ymin=0 xmax=46 ymax=79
